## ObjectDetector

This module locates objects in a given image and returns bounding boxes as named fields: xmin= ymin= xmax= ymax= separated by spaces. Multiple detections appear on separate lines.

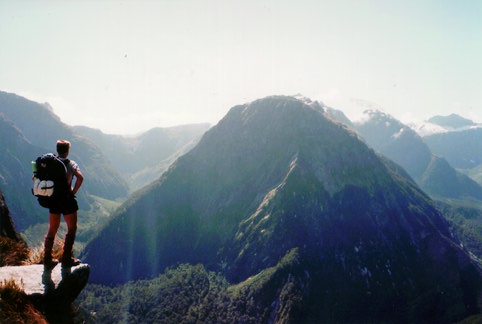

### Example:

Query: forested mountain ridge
xmin=82 ymin=96 xmax=482 ymax=323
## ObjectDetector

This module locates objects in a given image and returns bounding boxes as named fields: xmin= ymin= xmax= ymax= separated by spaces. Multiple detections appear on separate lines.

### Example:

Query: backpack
xmin=32 ymin=153 xmax=69 ymax=208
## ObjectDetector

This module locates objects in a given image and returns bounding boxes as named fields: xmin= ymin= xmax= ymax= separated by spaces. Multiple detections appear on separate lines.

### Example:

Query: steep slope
xmin=354 ymin=110 xmax=482 ymax=200
xmin=0 ymin=114 xmax=46 ymax=229
xmin=323 ymin=106 xmax=355 ymax=128
xmin=421 ymin=156 xmax=482 ymax=199
xmin=0 ymin=188 xmax=29 ymax=266
xmin=83 ymin=96 xmax=482 ymax=323
xmin=464 ymin=164 xmax=482 ymax=186
xmin=424 ymin=128 xmax=482 ymax=170
xmin=355 ymin=110 xmax=432 ymax=178
xmin=0 ymin=91 xmax=128 ymax=201
xmin=0 ymin=189 xmax=24 ymax=243
xmin=73 ymin=123 xmax=210 ymax=191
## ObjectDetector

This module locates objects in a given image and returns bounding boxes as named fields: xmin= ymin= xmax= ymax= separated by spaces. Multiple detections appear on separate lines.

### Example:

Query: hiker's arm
xmin=72 ymin=169 xmax=84 ymax=195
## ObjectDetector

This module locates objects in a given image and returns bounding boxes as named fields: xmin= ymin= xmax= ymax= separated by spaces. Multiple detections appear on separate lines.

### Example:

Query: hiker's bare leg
xmin=64 ymin=212 xmax=77 ymax=237
xmin=47 ymin=213 xmax=61 ymax=238
xmin=44 ymin=213 xmax=61 ymax=266
xmin=62 ymin=212 xmax=79 ymax=266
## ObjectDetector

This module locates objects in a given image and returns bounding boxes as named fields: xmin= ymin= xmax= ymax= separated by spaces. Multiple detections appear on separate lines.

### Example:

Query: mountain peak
xmin=83 ymin=95 xmax=482 ymax=322
xmin=358 ymin=109 xmax=405 ymax=128
xmin=428 ymin=113 xmax=476 ymax=129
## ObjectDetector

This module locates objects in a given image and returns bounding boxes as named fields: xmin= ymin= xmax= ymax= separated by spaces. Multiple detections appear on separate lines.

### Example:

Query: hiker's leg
xmin=44 ymin=213 xmax=61 ymax=266
xmin=62 ymin=212 xmax=79 ymax=266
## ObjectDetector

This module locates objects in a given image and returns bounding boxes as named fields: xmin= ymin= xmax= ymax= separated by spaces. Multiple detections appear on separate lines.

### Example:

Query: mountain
xmin=410 ymin=114 xmax=482 ymax=170
xmin=73 ymin=123 xmax=210 ymax=191
xmin=0 ymin=189 xmax=24 ymax=243
xmin=0 ymin=91 xmax=129 ymax=203
xmin=424 ymin=128 xmax=482 ymax=170
xmin=0 ymin=113 xmax=48 ymax=229
xmin=323 ymin=106 xmax=355 ymax=128
xmin=354 ymin=110 xmax=482 ymax=200
xmin=464 ymin=164 xmax=482 ymax=186
xmin=354 ymin=110 xmax=432 ymax=179
xmin=82 ymin=96 xmax=482 ymax=323
xmin=1 ymin=188 xmax=30 ymax=267
xmin=410 ymin=114 xmax=479 ymax=137
xmin=427 ymin=114 xmax=477 ymax=129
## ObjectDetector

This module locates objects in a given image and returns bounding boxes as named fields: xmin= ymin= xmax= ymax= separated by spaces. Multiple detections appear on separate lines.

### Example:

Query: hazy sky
xmin=1 ymin=0 xmax=481 ymax=134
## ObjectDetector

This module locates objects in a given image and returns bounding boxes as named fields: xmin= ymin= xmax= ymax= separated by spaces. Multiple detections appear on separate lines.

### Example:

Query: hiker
xmin=43 ymin=140 xmax=84 ymax=268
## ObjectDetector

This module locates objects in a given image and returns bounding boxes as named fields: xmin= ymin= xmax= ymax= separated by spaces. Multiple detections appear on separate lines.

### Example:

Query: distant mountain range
xmin=428 ymin=113 xmax=478 ymax=129
xmin=424 ymin=128 xmax=482 ymax=170
xmin=407 ymin=113 xmax=482 ymax=184
xmin=82 ymin=96 xmax=482 ymax=323
xmin=409 ymin=113 xmax=482 ymax=137
xmin=73 ymin=123 xmax=209 ymax=192
xmin=351 ymin=110 xmax=482 ymax=200
xmin=0 ymin=91 xmax=208 ymax=231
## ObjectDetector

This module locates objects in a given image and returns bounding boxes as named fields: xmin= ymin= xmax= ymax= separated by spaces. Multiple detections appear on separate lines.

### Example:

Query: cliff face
xmin=0 ymin=190 xmax=23 ymax=242
xmin=0 ymin=189 xmax=29 ymax=267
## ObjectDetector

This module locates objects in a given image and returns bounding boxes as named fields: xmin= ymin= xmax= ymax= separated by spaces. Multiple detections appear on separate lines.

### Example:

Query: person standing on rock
xmin=44 ymin=140 xmax=84 ymax=269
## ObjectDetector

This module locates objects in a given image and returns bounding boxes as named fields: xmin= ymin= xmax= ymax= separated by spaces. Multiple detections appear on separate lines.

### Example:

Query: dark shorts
xmin=49 ymin=194 xmax=79 ymax=214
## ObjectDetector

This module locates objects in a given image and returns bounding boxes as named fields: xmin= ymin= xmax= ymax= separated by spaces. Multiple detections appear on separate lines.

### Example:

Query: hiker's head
xmin=56 ymin=140 xmax=71 ymax=157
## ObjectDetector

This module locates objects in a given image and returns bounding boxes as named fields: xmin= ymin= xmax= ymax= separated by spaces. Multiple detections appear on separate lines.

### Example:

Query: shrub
xmin=0 ymin=279 xmax=47 ymax=323
xmin=0 ymin=237 xmax=29 ymax=266
xmin=26 ymin=236 xmax=64 ymax=265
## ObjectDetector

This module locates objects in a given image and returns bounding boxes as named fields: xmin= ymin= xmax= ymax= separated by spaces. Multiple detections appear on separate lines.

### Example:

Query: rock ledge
xmin=0 ymin=263 xmax=90 ymax=302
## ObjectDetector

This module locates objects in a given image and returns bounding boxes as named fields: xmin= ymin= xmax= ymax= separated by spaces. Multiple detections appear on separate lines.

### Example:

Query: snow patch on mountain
xmin=408 ymin=120 xmax=482 ymax=137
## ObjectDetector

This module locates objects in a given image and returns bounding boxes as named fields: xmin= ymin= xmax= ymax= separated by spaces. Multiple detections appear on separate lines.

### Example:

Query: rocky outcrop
xmin=1 ymin=188 xmax=90 ymax=322
xmin=0 ymin=189 xmax=29 ymax=266
xmin=0 ymin=263 xmax=90 ymax=322
xmin=0 ymin=264 xmax=90 ymax=299
xmin=0 ymin=189 xmax=25 ymax=243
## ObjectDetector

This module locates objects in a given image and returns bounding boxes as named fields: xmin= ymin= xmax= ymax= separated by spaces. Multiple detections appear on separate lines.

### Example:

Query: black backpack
xmin=32 ymin=153 xmax=69 ymax=208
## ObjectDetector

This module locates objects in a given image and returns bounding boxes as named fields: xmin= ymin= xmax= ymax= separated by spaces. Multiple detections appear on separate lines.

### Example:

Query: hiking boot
xmin=61 ymin=257 xmax=81 ymax=268
xmin=44 ymin=258 xmax=59 ymax=270
xmin=43 ymin=236 xmax=57 ymax=269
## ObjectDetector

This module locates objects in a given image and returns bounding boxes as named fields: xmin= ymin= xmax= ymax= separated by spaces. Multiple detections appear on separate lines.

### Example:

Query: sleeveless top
xmin=60 ymin=158 xmax=80 ymax=189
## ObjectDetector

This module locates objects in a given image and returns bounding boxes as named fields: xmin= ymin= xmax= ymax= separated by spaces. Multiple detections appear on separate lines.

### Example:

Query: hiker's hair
xmin=56 ymin=140 xmax=71 ymax=155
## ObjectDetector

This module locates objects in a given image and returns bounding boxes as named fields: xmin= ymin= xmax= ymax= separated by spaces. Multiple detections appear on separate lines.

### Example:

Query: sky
xmin=0 ymin=0 xmax=481 ymax=135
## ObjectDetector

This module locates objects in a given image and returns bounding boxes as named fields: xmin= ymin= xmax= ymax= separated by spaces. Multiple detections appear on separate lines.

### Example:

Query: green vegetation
xmin=78 ymin=264 xmax=228 ymax=323
xmin=75 ymin=195 xmax=123 ymax=245
xmin=455 ymin=314 xmax=482 ymax=324
xmin=78 ymin=250 xmax=303 ymax=324
xmin=436 ymin=199 xmax=482 ymax=261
